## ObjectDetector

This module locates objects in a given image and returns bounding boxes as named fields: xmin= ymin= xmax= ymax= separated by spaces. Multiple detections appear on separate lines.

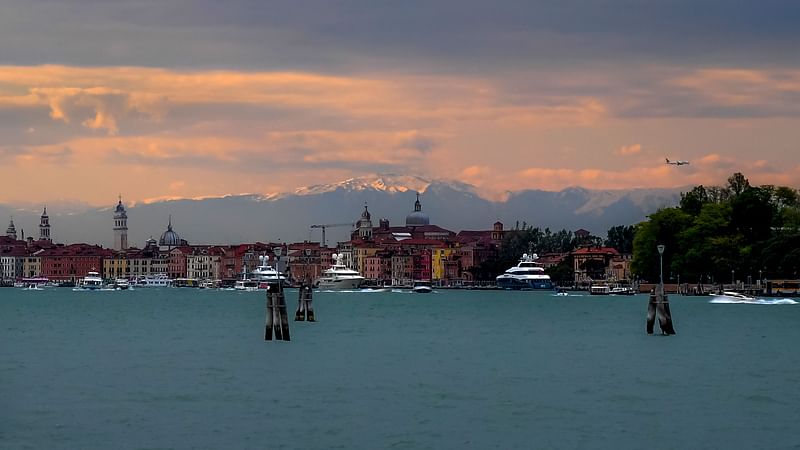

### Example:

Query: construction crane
xmin=310 ymin=223 xmax=354 ymax=247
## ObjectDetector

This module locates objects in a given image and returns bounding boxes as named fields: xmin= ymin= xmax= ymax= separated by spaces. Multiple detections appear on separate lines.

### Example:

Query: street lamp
xmin=657 ymin=244 xmax=665 ymax=292
xmin=304 ymin=248 xmax=312 ymax=283
xmin=731 ymin=269 xmax=735 ymax=287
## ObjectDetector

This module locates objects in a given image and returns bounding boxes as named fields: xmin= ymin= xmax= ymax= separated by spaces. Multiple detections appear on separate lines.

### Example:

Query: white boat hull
xmin=317 ymin=277 xmax=364 ymax=290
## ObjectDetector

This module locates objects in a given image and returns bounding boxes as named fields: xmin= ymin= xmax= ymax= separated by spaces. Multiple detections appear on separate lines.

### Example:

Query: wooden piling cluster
xmin=646 ymin=286 xmax=676 ymax=335
xmin=265 ymin=283 xmax=291 ymax=341
xmin=295 ymin=283 xmax=315 ymax=322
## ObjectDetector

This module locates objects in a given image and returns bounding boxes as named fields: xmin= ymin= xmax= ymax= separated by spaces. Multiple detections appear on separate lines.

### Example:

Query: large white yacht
xmin=251 ymin=255 xmax=286 ymax=289
xmin=316 ymin=253 xmax=365 ymax=290
xmin=496 ymin=253 xmax=554 ymax=290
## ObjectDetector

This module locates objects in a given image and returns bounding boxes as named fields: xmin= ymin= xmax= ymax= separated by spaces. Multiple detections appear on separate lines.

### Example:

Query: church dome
xmin=159 ymin=217 xmax=181 ymax=247
xmin=405 ymin=193 xmax=430 ymax=227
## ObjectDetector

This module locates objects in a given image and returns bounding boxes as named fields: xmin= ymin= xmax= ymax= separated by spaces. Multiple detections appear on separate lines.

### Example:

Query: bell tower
xmin=39 ymin=206 xmax=51 ymax=241
xmin=113 ymin=196 xmax=129 ymax=250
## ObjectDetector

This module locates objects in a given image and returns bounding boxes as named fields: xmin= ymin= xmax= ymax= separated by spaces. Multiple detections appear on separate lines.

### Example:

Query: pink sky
xmin=1 ymin=1 xmax=799 ymax=205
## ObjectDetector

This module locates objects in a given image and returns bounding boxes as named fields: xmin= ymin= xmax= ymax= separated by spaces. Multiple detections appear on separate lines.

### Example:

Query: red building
xmin=40 ymin=244 xmax=113 ymax=282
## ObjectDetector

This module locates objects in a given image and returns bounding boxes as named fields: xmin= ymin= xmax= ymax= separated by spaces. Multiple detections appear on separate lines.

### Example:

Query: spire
xmin=42 ymin=206 xmax=48 ymax=217
xmin=168 ymin=214 xmax=173 ymax=231
xmin=6 ymin=216 xmax=17 ymax=240
xmin=414 ymin=192 xmax=422 ymax=212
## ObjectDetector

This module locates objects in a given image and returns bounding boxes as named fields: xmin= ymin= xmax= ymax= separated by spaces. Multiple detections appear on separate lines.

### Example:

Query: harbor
xmin=2 ymin=287 xmax=799 ymax=450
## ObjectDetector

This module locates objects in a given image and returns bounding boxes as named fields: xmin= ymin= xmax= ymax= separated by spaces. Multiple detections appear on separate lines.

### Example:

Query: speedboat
xmin=76 ymin=271 xmax=104 ymax=290
xmin=496 ymin=253 xmax=553 ymax=290
xmin=114 ymin=278 xmax=131 ymax=290
xmin=316 ymin=253 xmax=365 ymax=290
xmin=555 ymin=288 xmax=569 ymax=296
xmin=412 ymin=280 xmax=433 ymax=293
xmin=234 ymin=279 xmax=259 ymax=291
xmin=715 ymin=291 xmax=758 ymax=302
xmin=251 ymin=255 xmax=287 ymax=289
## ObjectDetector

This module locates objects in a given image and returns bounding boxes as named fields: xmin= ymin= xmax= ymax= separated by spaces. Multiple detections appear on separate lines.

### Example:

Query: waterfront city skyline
xmin=1 ymin=1 xmax=799 ymax=206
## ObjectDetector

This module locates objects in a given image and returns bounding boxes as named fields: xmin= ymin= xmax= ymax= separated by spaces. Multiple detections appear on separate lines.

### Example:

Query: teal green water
xmin=2 ymin=288 xmax=799 ymax=449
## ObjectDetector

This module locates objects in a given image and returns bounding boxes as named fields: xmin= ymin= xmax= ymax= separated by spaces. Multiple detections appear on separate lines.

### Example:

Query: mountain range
xmin=0 ymin=174 xmax=683 ymax=248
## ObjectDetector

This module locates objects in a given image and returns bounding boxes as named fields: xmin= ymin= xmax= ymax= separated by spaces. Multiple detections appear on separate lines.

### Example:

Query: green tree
xmin=605 ymin=225 xmax=635 ymax=254
xmin=680 ymin=185 xmax=710 ymax=215
xmin=631 ymin=207 xmax=692 ymax=282
xmin=727 ymin=172 xmax=750 ymax=197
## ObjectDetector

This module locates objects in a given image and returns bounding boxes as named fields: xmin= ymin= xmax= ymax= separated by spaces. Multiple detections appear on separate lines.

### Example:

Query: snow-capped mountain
xmin=0 ymin=174 xmax=682 ymax=247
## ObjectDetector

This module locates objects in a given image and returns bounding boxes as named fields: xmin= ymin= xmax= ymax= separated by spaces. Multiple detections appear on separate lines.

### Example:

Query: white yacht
xmin=316 ymin=253 xmax=365 ymax=290
xmin=134 ymin=274 xmax=173 ymax=288
xmin=251 ymin=255 xmax=286 ymax=289
xmin=77 ymin=271 xmax=104 ymax=290
xmin=496 ymin=253 xmax=554 ymax=290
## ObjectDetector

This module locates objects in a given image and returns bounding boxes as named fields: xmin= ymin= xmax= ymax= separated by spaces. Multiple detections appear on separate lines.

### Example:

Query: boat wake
xmin=710 ymin=296 xmax=798 ymax=305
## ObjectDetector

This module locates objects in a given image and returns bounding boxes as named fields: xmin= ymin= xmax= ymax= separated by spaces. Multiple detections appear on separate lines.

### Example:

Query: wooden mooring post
xmin=295 ymin=283 xmax=315 ymax=322
xmin=265 ymin=283 xmax=290 ymax=341
xmin=646 ymin=285 xmax=676 ymax=335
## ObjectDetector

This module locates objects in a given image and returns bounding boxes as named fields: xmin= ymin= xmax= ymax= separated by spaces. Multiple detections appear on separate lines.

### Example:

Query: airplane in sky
xmin=666 ymin=158 xmax=690 ymax=166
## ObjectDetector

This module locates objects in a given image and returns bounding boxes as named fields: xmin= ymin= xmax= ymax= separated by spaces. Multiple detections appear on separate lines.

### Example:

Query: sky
xmin=1 ymin=0 xmax=800 ymax=206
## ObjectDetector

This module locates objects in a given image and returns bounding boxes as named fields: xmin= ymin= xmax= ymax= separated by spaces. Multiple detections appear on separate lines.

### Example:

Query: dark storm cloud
xmin=2 ymin=0 xmax=799 ymax=71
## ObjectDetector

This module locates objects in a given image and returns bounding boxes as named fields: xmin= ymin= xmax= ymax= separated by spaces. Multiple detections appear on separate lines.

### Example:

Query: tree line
xmin=631 ymin=173 xmax=800 ymax=284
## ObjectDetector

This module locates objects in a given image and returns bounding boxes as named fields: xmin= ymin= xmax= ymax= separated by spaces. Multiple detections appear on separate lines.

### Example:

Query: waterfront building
xmin=39 ymin=207 xmax=51 ymax=242
xmin=571 ymin=246 xmax=621 ymax=286
xmin=22 ymin=252 xmax=42 ymax=278
xmin=113 ymin=197 xmax=129 ymax=251
xmin=168 ymin=247 xmax=191 ymax=280
xmin=103 ymin=250 xmax=130 ymax=280
xmin=0 ymin=246 xmax=26 ymax=280
xmin=39 ymin=244 xmax=113 ymax=282
xmin=186 ymin=246 xmax=219 ymax=281
xmin=286 ymin=242 xmax=322 ymax=284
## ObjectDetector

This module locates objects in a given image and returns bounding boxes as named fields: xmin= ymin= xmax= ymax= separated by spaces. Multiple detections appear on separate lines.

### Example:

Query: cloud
xmin=616 ymin=144 xmax=641 ymax=156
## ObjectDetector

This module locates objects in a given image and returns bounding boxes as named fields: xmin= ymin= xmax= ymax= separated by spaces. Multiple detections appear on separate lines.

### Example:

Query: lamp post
xmin=657 ymin=244 xmax=665 ymax=293
xmin=304 ymin=248 xmax=312 ymax=283
xmin=731 ymin=269 xmax=735 ymax=287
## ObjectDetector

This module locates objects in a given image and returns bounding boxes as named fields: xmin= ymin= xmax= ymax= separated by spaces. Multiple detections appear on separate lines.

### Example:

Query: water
xmin=2 ymin=288 xmax=799 ymax=450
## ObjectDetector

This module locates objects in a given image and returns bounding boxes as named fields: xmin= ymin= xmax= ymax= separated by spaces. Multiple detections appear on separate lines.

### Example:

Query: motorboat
xmin=251 ymin=255 xmax=287 ymax=289
xmin=234 ymin=279 xmax=259 ymax=291
xmin=412 ymin=280 xmax=433 ymax=293
xmin=15 ymin=277 xmax=50 ymax=289
xmin=590 ymin=284 xmax=611 ymax=295
xmin=77 ymin=271 xmax=104 ymax=290
xmin=609 ymin=284 xmax=636 ymax=295
xmin=114 ymin=278 xmax=131 ymax=290
xmin=496 ymin=253 xmax=554 ymax=290
xmin=715 ymin=291 xmax=758 ymax=302
xmin=555 ymin=288 xmax=569 ymax=296
xmin=315 ymin=253 xmax=365 ymax=290
xmin=134 ymin=274 xmax=173 ymax=288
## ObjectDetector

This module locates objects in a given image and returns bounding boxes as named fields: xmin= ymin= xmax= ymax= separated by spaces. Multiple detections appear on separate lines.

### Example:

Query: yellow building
xmin=432 ymin=248 xmax=456 ymax=281
xmin=103 ymin=252 xmax=129 ymax=280
xmin=22 ymin=254 xmax=41 ymax=278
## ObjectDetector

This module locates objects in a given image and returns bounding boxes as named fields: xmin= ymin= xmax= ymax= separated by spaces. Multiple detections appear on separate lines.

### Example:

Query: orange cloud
xmin=616 ymin=144 xmax=641 ymax=155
